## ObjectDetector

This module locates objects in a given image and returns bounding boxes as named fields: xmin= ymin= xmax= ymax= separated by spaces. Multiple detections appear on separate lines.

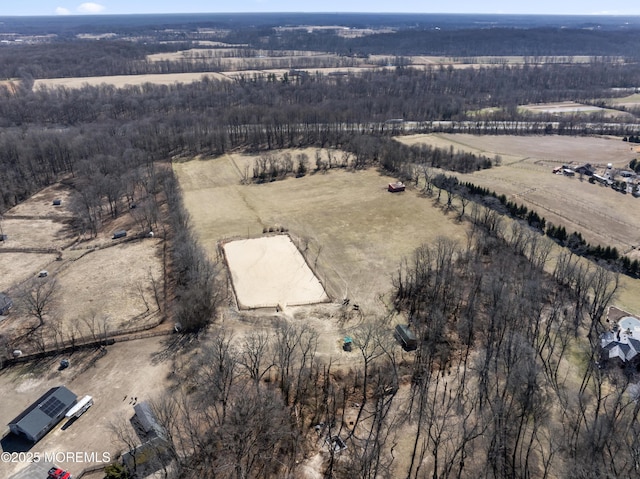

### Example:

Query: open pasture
xmin=174 ymin=151 xmax=469 ymax=310
xmin=34 ymin=72 xmax=230 ymax=90
xmin=0 ymin=252 xmax=57 ymax=292
xmin=519 ymin=101 xmax=634 ymax=119
xmin=604 ymin=93 xmax=640 ymax=109
xmin=0 ymin=218 xmax=71 ymax=251
xmin=396 ymin=133 xmax=639 ymax=247
xmin=4 ymin=183 xmax=75 ymax=219
xmin=55 ymin=239 xmax=163 ymax=335
xmin=31 ymin=51 xmax=609 ymax=92
xmin=521 ymin=101 xmax=605 ymax=114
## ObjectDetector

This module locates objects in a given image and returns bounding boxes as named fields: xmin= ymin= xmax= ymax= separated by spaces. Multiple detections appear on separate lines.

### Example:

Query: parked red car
xmin=48 ymin=467 xmax=72 ymax=479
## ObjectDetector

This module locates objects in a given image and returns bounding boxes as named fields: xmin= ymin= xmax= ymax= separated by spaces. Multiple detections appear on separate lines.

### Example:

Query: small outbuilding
xmin=8 ymin=386 xmax=77 ymax=443
xmin=52 ymin=199 xmax=62 ymax=206
xmin=395 ymin=324 xmax=418 ymax=351
xmin=133 ymin=401 xmax=166 ymax=440
xmin=388 ymin=181 xmax=406 ymax=193
xmin=112 ymin=230 xmax=127 ymax=239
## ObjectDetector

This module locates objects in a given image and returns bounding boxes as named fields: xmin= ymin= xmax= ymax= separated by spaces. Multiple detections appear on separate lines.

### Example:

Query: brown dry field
xmin=396 ymin=133 xmax=640 ymax=313
xmin=0 ymin=218 xmax=71 ymax=251
xmin=3 ymin=183 xmax=75 ymax=219
xmin=0 ymin=185 xmax=73 ymax=291
xmin=31 ymin=52 xmax=607 ymax=92
xmin=519 ymin=101 xmax=634 ymax=119
xmin=175 ymin=153 xmax=460 ymax=476
xmin=603 ymin=93 xmax=640 ymax=110
xmin=174 ymin=149 xmax=469 ymax=312
xmin=33 ymin=72 xmax=230 ymax=90
xmin=146 ymin=48 xmax=334 ymax=62
xmin=55 ymin=239 xmax=164 ymax=335
xmin=0 ymin=336 xmax=173 ymax=477
xmin=521 ymin=101 xmax=604 ymax=113
xmin=0 ymin=252 xmax=57 ymax=292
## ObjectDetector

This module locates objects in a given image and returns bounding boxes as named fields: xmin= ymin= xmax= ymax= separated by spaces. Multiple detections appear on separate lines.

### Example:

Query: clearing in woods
xmin=173 ymin=149 xmax=469 ymax=312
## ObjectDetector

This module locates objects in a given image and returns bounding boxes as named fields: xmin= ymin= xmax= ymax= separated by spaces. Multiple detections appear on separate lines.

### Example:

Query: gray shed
xmin=8 ymin=386 xmax=77 ymax=442
xmin=395 ymin=324 xmax=418 ymax=351
xmin=133 ymin=401 xmax=166 ymax=440
xmin=112 ymin=230 xmax=127 ymax=239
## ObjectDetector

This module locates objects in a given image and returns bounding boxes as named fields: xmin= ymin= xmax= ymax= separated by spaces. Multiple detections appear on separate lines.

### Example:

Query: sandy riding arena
xmin=223 ymin=235 xmax=329 ymax=309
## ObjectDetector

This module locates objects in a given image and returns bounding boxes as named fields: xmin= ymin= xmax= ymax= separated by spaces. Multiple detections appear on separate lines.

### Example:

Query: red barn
xmin=388 ymin=181 xmax=405 ymax=192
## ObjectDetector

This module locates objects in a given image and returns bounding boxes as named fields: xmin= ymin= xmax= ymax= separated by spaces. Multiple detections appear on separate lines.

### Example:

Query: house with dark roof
xmin=8 ymin=386 xmax=77 ymax=442
xmin=121 ymin=401 xmax=172 ymax=477
xmin=574 ymin=163 xmax=595 ymax=176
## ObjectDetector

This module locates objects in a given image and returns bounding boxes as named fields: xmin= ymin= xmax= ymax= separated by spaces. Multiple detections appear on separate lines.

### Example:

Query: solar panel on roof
xmin=40 ymin=396 xmax=66 ymax=418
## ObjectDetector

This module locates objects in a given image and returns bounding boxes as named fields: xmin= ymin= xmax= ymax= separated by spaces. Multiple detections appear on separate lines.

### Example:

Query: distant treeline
xmin=264 ymin=27 xmax=640 ymax=59
xmin=4 ymin=27 xmax=640 ymax=79
xmin=1 ymin=62 xmax=640 ymax=212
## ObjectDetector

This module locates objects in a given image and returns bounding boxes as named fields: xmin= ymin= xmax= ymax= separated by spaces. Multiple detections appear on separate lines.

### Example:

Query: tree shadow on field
xmin=11 ymin=356 xmax=59 ymax=379
xmin=150 ymin=333 xmax=201 ymax=366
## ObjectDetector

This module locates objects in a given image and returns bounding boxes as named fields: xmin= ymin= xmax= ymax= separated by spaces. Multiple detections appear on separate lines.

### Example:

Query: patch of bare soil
xmin=224 ymin=235 xmax=329 ymax=309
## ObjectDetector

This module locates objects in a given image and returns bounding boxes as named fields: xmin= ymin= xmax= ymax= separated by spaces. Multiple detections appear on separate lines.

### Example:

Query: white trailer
xmin=65 ymin=395 xmax=93 ymax=419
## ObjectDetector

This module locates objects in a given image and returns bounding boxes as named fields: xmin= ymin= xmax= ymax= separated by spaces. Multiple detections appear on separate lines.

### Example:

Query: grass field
xmin=174 ymin=150 xmax=469 ymax=311
xmin=30 ymin=52 xmax=612 ymax=91
xmin=518 ymin=101 xmax=634 ymax=119
xmin=604 ymin=93 xmax=640 ymax=108
xmin=33 ymin=72 xmax=230 ymax=90
xmin=0 ymin=252 xmax=57 ymax=292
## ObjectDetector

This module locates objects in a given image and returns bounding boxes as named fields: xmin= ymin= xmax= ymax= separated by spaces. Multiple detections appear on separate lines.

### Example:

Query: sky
xmin=2 ymin=1 xmax=640 ymax=17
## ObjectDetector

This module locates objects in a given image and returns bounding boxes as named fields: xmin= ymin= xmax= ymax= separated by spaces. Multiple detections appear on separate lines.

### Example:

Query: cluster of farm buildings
xmin=554 ymin=162 xmax=640 ymax=195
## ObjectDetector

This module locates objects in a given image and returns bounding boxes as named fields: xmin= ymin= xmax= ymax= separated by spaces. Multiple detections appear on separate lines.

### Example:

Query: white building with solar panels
xmin=8 ymin=386 xmax=77 ymax=442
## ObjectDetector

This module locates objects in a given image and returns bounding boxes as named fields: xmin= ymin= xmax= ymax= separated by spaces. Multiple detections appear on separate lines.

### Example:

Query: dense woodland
xmin=2 ymin=14 xmax=640 ymax=479
xmin=2 ymin=60 xmax=640 ymax=213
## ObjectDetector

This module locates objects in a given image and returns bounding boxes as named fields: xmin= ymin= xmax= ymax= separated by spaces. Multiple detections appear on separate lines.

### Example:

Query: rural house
xmin=8 ymin=386 xmax=77 ymax=443
xmin=574 ymin=164 xmax=595 ymax=176
xmin=600 ymin=316 xmax=640 ymax=364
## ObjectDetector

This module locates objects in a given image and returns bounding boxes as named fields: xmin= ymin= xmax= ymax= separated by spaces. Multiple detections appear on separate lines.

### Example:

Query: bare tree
xmin=237 ymin=329 xmax=274 ymax=386
xmin=19 ymin=277 xmax=58 ymax=327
